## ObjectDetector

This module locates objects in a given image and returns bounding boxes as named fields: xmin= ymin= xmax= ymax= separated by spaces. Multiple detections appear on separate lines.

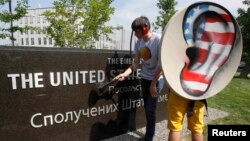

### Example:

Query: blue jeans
xmin=141 ymin=78 xmax=164 ymax=141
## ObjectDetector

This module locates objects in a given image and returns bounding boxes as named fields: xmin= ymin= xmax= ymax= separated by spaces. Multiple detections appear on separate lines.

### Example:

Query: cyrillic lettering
xmin=82 ymin=108 xmax=90 ymax=117
xmin=73 ymin=110 xmax=82 ymax=123
xmin=54 ymin=113 xmax=64 ymax=123
xmin=98 ymin=106 xmax=106 ymax=115
xmin=30 ymin=113 xmax=43 ymax=128
xmin=44 ymin=115 xmax=53 ymax=126
xmin=64 ymin=111 xmax=73 ymax=122
xmin=90 ymin=107 xmax=97 ymax=117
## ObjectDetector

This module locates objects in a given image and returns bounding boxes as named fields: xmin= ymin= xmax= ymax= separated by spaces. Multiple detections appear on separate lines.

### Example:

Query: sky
xmin=26 ymin=0 xmax=246 ymax=30
xmin=0 ymin=0 xmax=247 ymax=45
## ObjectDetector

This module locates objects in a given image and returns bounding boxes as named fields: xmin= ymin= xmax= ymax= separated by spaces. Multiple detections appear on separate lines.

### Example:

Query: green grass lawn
xmin=207 ymin=77 xmax=250 ymax=124
xmin=202 ymin=77 xmax=250 ymax=141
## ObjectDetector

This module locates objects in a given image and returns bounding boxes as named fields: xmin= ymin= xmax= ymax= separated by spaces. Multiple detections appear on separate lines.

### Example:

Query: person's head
xmin=131 ymin=16 xmax=151 ymax=39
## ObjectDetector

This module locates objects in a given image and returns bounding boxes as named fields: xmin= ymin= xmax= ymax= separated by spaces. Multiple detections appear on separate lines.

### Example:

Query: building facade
xmin=15 ymin=8 xmax=53 ymax=47
xmin=14 ymin=8 xmax=125 ymax=50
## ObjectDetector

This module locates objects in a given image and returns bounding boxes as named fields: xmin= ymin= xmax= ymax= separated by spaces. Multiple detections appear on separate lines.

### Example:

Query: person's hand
xmin=113 ymin=73 xmax=127 ymax=81
xmin=150 ymin=82 xmax=158 ymax=98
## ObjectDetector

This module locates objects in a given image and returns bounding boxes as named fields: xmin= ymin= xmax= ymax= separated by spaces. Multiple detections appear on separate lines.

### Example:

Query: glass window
xmin=49 ymin=38 xmax=53 ymax=45
xmin=21 ymin=38 xmax=24 ymax=45
xmin=26 ymin=38 xmax=29 ymax=45
xmin=31 ymin=38 xmax=34 ymax=45
xmin=38 ymin=38 xmax=41 ymax=45
xmin=44 ymin=37 xmax=47 ymax=45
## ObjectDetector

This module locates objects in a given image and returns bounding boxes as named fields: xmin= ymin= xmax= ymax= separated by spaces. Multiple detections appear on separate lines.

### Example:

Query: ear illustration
xmin=180 ymin=3 xmax=236 ymax=96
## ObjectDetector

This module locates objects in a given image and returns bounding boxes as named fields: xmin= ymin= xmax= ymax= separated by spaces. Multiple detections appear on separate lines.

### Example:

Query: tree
xmin=236 ymin=0 xmax=250 ymax=78
xmin=0 ymin=0 xmax=28 ymax=46
xmin=153 ymin=0 xmax=177 ymax=32
xmin=43 ymin=0 xmax=114 ymax=48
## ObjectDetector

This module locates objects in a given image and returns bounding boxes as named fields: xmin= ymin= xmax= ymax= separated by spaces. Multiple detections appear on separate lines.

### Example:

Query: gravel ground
xmin=102 ymin=107 xmax=229 ymax=141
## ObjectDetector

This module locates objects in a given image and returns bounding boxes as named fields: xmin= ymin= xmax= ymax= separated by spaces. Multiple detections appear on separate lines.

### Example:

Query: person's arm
xmin=150 ymin=66 xmax=162 ymax=98
xmin=113 ymin=54 xmax=140 ymax=81
xmin=150 ymin=34 xmax=163 ymax=98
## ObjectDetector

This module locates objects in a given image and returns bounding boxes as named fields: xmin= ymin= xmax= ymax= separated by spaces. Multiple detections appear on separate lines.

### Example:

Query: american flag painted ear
xmin=160 ymin=1 xmax=242 ymax=100
xmin=180 ymin=2 xmax=236 ymax=96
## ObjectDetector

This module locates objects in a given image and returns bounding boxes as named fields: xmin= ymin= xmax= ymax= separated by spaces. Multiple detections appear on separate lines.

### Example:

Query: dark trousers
xmin=141 ymin=78 xmax=163 ymax=141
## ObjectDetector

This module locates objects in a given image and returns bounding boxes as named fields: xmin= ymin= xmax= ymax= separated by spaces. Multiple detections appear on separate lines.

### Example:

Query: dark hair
xmin=131 ymin=16 xmax=151 ymax=31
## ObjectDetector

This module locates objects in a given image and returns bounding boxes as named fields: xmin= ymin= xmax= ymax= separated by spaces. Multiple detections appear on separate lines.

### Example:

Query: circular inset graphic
xmin=160 ymin=2 xmax=242 ymax=100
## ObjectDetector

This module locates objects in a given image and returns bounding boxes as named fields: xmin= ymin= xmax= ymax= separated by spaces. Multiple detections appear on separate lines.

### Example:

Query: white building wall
xmin=14 ymin=8 xmax=123 ymax=50
xmin=15 ymin=8 xmax=54 ymax=47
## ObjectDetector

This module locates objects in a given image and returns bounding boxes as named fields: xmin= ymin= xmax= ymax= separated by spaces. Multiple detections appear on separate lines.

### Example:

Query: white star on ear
xmin=187 ymin=17 xmax=193 ymax=25
xmin=193 ymin=6 xmax=202 ymax=16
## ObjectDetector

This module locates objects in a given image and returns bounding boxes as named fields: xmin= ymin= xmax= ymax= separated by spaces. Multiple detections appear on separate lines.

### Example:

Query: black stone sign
xmin=0 ymin=46 xmax=167 ymax=141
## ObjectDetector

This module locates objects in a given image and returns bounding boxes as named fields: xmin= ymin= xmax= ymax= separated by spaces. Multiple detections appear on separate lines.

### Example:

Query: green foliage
xmin=43 ymin=0 xmax=114 ymax=48
xmin=153 ymin=0 xmax=177 ymax=31
xmin=0 ymin=0 xmax=28 ymax=42
xmin=236 ymin=0 xmax=250 ymax=77
xmin=0 ymin=0 xmax=9 ymax=5
xmin=237 ymin=0 xmax=250 ymax=54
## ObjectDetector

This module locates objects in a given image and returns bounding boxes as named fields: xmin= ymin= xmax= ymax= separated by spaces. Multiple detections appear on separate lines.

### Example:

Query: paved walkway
xmin=102 ymin=107 xmax=229 ymax=141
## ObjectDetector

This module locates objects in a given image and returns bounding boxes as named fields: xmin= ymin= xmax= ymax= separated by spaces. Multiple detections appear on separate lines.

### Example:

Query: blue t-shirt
xmin=134 ymin=33 xmax=161 ymax=80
